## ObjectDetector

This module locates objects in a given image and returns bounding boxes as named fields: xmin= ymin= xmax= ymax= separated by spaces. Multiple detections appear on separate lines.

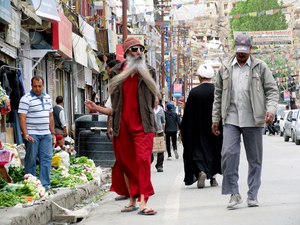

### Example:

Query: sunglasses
xmin=129 ymin=46 xmax=145 ymax=52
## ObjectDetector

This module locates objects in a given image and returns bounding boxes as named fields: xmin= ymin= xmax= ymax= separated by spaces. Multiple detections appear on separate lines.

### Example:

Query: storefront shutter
xmin=84 ymin=67 xmax=92 ymax=86
xmin=0 ymin=37 xmax=17 ymax=59
xmin=77 ymin=64 xmax=85 ymax=88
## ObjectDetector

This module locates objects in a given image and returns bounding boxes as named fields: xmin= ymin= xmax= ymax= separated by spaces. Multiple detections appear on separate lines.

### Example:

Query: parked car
xmin=293 ymin=109 xmax=300 ymax=145
xmin=283 ymin=109 xmax=298 ymax=142
xmin=279 ymin=110 xmax=289 ymax=136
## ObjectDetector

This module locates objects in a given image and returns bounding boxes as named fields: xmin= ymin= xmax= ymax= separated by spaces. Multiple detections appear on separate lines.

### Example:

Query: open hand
xmin=84 ymin=100 xmax=96 ymax=110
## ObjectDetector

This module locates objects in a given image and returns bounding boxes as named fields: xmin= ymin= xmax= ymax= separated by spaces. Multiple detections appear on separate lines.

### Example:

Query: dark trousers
xmin=166 ymin=131 xmax=177 ymax=157
xmin=151 ymin=132 xmax=164 ymax=169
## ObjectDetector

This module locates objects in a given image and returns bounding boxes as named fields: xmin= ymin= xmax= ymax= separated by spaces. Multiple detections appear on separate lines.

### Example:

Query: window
xmin=233 ymin=3 xmax=236 ymax=7
xmin=207 ymin=3 xmax=210 ymax=7
xmin=225 ymin=13 xmax=228 ymax=16
xmin=224 ymin=4 xmax=228 ymax=10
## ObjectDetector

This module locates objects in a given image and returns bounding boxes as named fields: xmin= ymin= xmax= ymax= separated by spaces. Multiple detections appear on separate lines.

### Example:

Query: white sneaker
xmin=247 ymin=198 xmax=259 ymax=207
xmin=174 ymin=150 xmax=179 ymax=159
xmin=167 ymin=157 xmax=172 ymax=160
xmin=227 ymin=194 xmax=243 ymax=209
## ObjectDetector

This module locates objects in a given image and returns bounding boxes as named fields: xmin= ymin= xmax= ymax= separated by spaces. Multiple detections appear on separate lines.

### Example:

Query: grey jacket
xmin=109 ymin=60 xmax=157 ymax=136
xmin=154 ymin=106 xmax=165 ymax=133
xmin=212 ymin=54 xmax=279 ymax=127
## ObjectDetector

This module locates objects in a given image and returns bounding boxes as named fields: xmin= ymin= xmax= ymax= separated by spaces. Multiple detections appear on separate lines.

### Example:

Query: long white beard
xmin=108 ymin=53 xmax=159 ymax=96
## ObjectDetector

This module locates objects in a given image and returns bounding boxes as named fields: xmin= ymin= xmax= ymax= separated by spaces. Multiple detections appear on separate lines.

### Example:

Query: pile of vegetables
xmin=0 ymin=192 xmax=27 ymax=208
xmin=0 ymin=156 xmax=99 ymax=208
xmin=50 ymin=159 xmax=98 ymax=189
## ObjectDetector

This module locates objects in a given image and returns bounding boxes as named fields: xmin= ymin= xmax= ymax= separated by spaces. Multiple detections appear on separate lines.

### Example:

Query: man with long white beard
xmin=86 ymin=37 xmax=158 ymax=215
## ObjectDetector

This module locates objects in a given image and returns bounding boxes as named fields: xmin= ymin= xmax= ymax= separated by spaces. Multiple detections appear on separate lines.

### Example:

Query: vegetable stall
xmin=0 ymin=142 xmax=102 ymax=209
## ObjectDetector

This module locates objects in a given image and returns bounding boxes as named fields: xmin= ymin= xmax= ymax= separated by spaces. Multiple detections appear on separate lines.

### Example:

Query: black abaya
xmin=182 ymin=83 xmax=222 ymax=185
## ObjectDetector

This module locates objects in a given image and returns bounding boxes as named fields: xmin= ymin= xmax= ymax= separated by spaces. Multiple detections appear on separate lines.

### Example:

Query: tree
xmin=229 ymin=0 xmax=288 ymax=32
xmin=262 ymin=55 xmax=297 ymax=102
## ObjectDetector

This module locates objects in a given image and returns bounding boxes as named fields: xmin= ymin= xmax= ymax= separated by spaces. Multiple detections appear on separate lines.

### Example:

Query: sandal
xmin=138 ymin=208 xmax=157 ymax=215
xmin=121 ymin=205 xmax=139 ymax=212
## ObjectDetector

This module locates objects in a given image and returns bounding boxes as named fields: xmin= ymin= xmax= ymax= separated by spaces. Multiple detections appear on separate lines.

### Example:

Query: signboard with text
xmin=173 ymin=84 xmax=182 ymax=97
xmin=72 ymin=33 xmax=87 ymax=67
xmin=284 ymin=91 xmax=290 ymax=101
xmin=53 ymin=11 xmax=72 ymax=59
xmin=5 ymin=8 xmax=20 ymax=48
xmin=0 ymin=0 xmax=11 ymax=24
xmin=79 ymin=16 xmax=98 ymax=51
xmin=234 ymin=30 xmax=292 ymax=45
xmin=116 ymin=44 xmax=125 ymax=62
xmin=32 ymin=0 xmax=60 ymax=22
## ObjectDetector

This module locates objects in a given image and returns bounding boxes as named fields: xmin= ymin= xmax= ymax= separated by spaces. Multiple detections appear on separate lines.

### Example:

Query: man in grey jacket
xmin=212 ymin=34 xmax=279 ymax=209
xmin=151 ymin=97 xmax=165 ymax=172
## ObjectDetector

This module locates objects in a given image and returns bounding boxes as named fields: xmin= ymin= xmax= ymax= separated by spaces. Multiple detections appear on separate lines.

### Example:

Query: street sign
xmin=178 ymin=97 xmax=184 ymax=105
xmin=173 ymin=84 xmax=182 ymax=97
xmin=284 ymin=91 xmax=290 ymax=101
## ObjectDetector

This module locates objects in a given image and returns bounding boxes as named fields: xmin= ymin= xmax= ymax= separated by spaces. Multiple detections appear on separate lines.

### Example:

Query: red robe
xmin=110 ymin=72 xmax=154 ymax=202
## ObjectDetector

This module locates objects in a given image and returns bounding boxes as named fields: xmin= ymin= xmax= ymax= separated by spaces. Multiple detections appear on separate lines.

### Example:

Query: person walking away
xmin=85 ymin=37 xmax=158 ymax=215
xmin=18 ymin=76 xmax=56 ymax=191
xmin=53 ymin=96 xmax=67 ymax=137
xmin=212 ymin=34 xmax=279 ymax=209
xmin=182 ymin=64 xmax=222 ymax=189
xmin=165 ymin=103 xmax=181 ymax=160
xmin=151 ymin=96 xmax=165 ymax=172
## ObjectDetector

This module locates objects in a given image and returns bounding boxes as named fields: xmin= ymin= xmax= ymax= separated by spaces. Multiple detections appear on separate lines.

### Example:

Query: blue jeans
xmin=24 ymin=134 xmax=52 ymax=189
xmin=13 ymin=110 xmax=23 ymax=145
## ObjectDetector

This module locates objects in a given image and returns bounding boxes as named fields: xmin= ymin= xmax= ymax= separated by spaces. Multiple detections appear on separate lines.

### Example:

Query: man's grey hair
xmin=108 ymin=53 xmax=159 ymax=96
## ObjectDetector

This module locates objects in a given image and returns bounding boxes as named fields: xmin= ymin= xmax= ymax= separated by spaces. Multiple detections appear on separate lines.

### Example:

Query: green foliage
xmin=262 ymin=55 xmax=296 ymax=101
xmin=229 ymin=0 xmax=288 ymax=32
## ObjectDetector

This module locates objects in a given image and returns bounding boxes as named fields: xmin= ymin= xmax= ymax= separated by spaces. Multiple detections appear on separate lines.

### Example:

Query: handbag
xmin=152 ymin=136 xmax=166 ymax=153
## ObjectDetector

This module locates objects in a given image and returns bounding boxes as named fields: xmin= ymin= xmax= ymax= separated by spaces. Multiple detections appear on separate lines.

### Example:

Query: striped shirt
xmin=18 ymin=90 xmax=53 ymax=135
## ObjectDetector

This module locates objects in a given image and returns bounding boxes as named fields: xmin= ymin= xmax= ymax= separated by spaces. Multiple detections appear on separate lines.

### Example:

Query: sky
xmin=116 ymin=0 xmax=204 ymax=21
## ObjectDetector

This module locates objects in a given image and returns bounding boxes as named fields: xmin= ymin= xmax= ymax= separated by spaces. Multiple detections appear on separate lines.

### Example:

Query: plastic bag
xmin=55 ymin=151 xmax=69 ymax=168
xmin=0 ymin=150 xmax=14 ymax=166
xmin=51 ymin=155 xmax=62 ymax=167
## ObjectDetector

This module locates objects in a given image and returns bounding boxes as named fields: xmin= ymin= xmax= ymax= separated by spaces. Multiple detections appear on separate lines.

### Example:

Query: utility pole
xmin=169 ymin=26 xmax=173 ymax=101
xmin=184 ymin=55 xmax=187 ymax=105
xmin=177 ymin=26 xmax=180 ymax=84
xmin=161 ymin=0 xmax=165 ymax=101
xmin=122 ymin=0 xmax=127 ymax=40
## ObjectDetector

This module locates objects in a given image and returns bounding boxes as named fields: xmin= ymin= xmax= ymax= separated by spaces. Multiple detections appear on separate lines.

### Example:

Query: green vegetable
xmin=19 ymin=185 xmax=35 ymax=197
xmin=84 ymin=171 xmax=93 ymax=181
xmin=0 ymin=178 xmax=7 ymax=189
xmin=68 ymin=166 xmax=84 ymax=176
xmin=8 ymin=166 xmax=25 ymax=183
xmin=70 ymin=154 xmax=76 ymax=164
xmin=2 ymin=184 xmax=23 ymax=194
xmin=53 ymin=149 xmax=63 ymax=155
xmin=36 ymin=165 xmax=39 ymax=178
xmin=0 ymin=191 xmax=27 ymax=208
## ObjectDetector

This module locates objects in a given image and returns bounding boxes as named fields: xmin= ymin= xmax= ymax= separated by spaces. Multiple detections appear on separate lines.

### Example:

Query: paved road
xmin=80 ymin=135 xmax=300 ymax=225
